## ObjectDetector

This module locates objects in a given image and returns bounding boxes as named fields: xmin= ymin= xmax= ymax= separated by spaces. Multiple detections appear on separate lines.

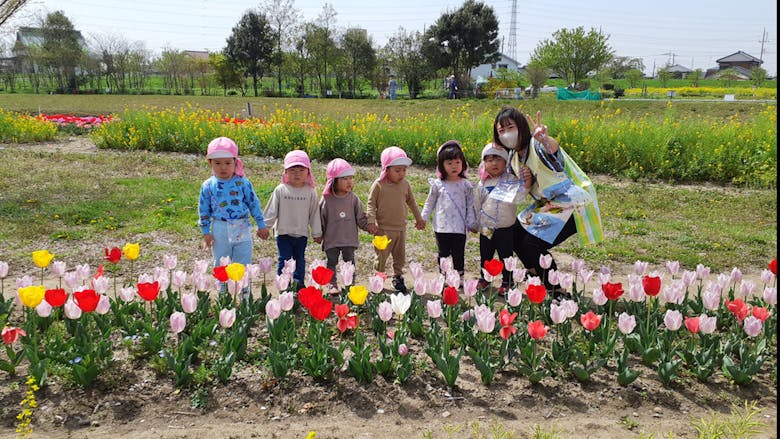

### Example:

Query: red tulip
xmin=74 ymin=289 xmax=100 ymax=312
xmin=442 ymin=286 xmax=459 ymax=306
xmin=527 ymin=320 xmax=548 ymax=340
xmin=105 ymin=247 xmax=122 ymax=264
xmin=525 ymin=284 xmax=547 ymax=304
xmin=602 ymin=282 xmax=624 ymax=301
xmin=725 ymin=298 xmax=750 ymax=322
xmin=45 ymin=288 xmax=68 ymax=307
xmin=580 ymin=311 xmax=602 ymax=331
xmin=2 ymin=326 xmax=27 ymax=345
xmin=769 ymin=259 xmax=777 ymax=275
xmin=137 ymin=282 xmax=160 ymax=302
xmin=309 ymin=298 xmax=333 ymax=321
xmin=213 ymin=266 xmax=229 ymax=282
xmin=642 ymin=275 xmax=661 ymax=297
xmin=335 ymin=303 xmax=349 ymax=318
xmin=752 ymin=306 xmax=770 ymax=322
xmin=336 ymin=304 xmax=358 ymax=333
xmin=311 ymin=266 xmax=334 ymax=286
xmin=298 ymin=286 xmax=323 ymax=310
xmin=684 ymin=316 xmax=700 ymax=333
xmin=93 ymin=265 xmax=104 ymax=280
xmin=483 ymin=259 xmax=504 ymax=277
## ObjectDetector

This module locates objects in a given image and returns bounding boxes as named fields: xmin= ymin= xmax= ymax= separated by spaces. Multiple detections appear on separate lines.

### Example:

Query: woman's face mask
xmin=499 ymin=130 xmax=518 ymax=149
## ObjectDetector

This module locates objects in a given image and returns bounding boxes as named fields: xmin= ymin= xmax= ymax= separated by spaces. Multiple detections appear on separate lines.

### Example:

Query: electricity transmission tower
xmin=508 ymin=0 xmax=517 ymax=60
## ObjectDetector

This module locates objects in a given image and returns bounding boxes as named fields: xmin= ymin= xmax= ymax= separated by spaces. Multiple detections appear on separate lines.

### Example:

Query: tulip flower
xmin=309 ymin=299 xmax=333 ymax=321
xmin=335 ymin=304 xmax=358 ymax=332
xmin=445 ymin=270 xmax=460 ymax=289
xmin=368 ymin=275 xmax=384 ymax=294
xmin=426 ymin=299 xmax=442 ymax=319
xmin=730 ymin=267 xmax=743 ymax=284
xmin=408 ymin=262 xmax=424 ymax=280
xmin=0 ymin=261 xmax=8 ymax=278
xmin=311 ymin=266 xmax=334 ymax=287
xmin=122 ymin=243 xmax=140 ymax=260
xmin=105 ymin=247 xmax=122 ymax=264
xmin=398 ymin=344 xmax=409 ymax=356
xmin=181 ymin=293 xmax=198 ymax=313
xmin=591 ymin=287 xmax=607 ymax=306
xmin=439 ymin=257 xmax=453 ymax=273
xmin=427 ymin=276 xmax=445 ymax=296
xmin=2 ymin=326 xmax=26 ymax=345
xmin=760 ymin=269 xmax=775 ymax=284
xmin=377 ymin=301 xmax=393 ymax=322
xmin=96 ymin=295 xmax=111 ymax=315
xmin=527 ymin=320 xmax=548 ymax=339
xmin=769 ymin=259 xmax=777 ymax=275
xmin=702 ymin=288 xmax=721 ymax=311
xmin=618 ymin=312 xmax=636 ymax=335
xmin=473 ymin=305 xmax=495 ymax=333
xmin=414 ymin=277 xmax=427 ymax=296
xmin=163 ymin=254 xmax=178 ymax=270
xmin=337 ymin=261 xmax=355 ymax=286
xmin=499 ymin=309 xmax=518 ymax=339
xmin=539 ymin=254 xmax=553 ymax=269
xmin=580 ymin=311 xmax=601 ymax=331
xmin=751 ymin=306 xmax=770 ymax=322
xmin=372 ymin=235 xmax=391 ymax=250
xmin=601 ymin=282 xmax=624 ymax=301
xmin=696 ymin=264 xmax=711 ymax=280
xmin=281 ymin=259 xmax=296 ymax=277
xmin=663 ymin=309 xmax=683 ymax=331
xmin=170 ymin=312 xmax=186 ymax=334
xmin=684 ymin=316 xmax=700 ymax=333
xmin=463 ymin=278 xmax=478 ymax=297
xmin=513 ymin=268 xmax=527 ymax=284
xmin=442 ymin=286 xmax=459 ymax=306
xmin=742 ymin=316 xmax=762 ymax=337
xmin=219 ymin=308 xmax=236 ymax=328
xmin=137 ymin=281 xmax=160 ymax=302
xmin=633 ymin=260 xmax=648 ymax=275
xmin=18 ymin=285 xmax=45 ymax=308
xmin=699 ymin=314 xmax=717 ymax=334
xmin=483 ymin=259 xmax=503 ymax=277
xmin=298 ymin=286 xmax=323 ymax=310
xmin=763 ymin=287 xmax=777 ymax=306
xmin=265 ymin=299 xmax=282 ymax=321
xmin=32 ymin=250 xmax=54 ymax=268
xmin=44 ymin=288 xmax=68 ymax=307
xmin=119 ymin=287 xmax=136 ymax=303
xmin=74 ymin=289 xmax=100 ymax=312
xmin=64 ymin=298 xmax=82 ymax=319
xmin=506 ymin=288 xmax=522 ymax=307
xmin=279 ymin=291 xmax=294 ymax=311
xmin=665 ymin=260 xmax=680 ymax=276
xmin=52 ymin=261 xmax=67 ymax=277
xmin=525 ymin=284 xmax=546 ymax=304
xmin=225 ymin=263 xmax=245 ymax=282
xmin=725 ymin=298 xmax=750 ymax=322
xmin=36 ymin=300 xmax=52 ymax=317
xmin=390 ymin=293 xmax=411 ymax=317
xmin=348 ymin=285 xmax=368 ymax=306
xmin=274 ymin=273 xmax=291 ymax=292
xmin=642 ymin=275 xmax=661 ymax=296
xmin=550 ymin=303 xmax=567 ymax=324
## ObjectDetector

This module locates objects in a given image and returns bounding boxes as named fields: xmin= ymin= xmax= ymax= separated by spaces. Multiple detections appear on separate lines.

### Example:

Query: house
xmin=471 ymin=52 xmax=523 ymax=80
xmin=704 ymin=51 xmax=763 ymax=79
xmin=664 ymin=64 xmax=694 ymax=79
xmin=184 ymin=50 xmax=210 ymax=61
xmin=12 ymin=26 xmax=88 ymax=74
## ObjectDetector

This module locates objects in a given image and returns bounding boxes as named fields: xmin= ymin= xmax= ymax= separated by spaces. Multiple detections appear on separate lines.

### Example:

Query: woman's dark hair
xmin=492 ymin=106 xmax=532 ymax=152
xmin=436 ymin=140 xmax=468 ymax=179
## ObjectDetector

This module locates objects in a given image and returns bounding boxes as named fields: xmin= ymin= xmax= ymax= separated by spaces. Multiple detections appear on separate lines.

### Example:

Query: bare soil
xmin=0 ymin=138 xmax=776 ymax=438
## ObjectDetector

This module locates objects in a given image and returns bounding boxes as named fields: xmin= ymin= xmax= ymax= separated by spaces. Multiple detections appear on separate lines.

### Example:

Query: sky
xmin=4 ymin=0 xmax=777 ymax=76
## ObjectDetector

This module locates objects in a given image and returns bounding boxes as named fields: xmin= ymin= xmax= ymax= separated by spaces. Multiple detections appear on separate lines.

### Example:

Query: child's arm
xmin=197 ymin=181 xmax=214 ymax=248
xmin=420 ymin=180 xmax=438 ymax=224
xmin=354 ymin=196 xmax=376 ymax=234
xmin=263 ymin=187 xmax=280 ymax=236
xmin=319 ymin=197 xmax=328 ymax=236
xmin=465 ymin=181 xmax=478 ymax=233
xmin=366 ymin=180 xmax=380 ymax=230
xmin=309 ymin=189 xmax=323 ymax=243
xmin=405 ymin=181 xmax=425 ymax=230
xmin=243 ymin=179 xmax=270 ymax=240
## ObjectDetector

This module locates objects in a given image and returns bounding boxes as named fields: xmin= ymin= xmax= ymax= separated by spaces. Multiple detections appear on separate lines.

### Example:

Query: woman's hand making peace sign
xmin=526 ymin=111 xmax=560 ymax=155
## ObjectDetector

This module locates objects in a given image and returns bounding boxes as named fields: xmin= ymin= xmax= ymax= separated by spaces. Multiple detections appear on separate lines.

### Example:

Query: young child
xmin=420 ymin=140 xmax=477 ymax=276
xmin=263 ymin=150 xmax=322 ymax=287
xmin=475 ymin=143 xmax=525 ymax=292
xmin=198 ymin=137 xmax=269 ymax=269
xmin=319 ymin=158 xmax=377 ymax=294
xmin=366 ymin=146 xmax=426 ymax=293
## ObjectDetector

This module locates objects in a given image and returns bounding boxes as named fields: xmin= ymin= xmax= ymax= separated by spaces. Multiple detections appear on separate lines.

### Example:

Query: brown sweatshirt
xmin=366 ymin=178 xmax=423 ymax=232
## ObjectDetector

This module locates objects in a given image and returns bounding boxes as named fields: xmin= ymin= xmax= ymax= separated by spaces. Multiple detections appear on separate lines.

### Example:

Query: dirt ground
xmin=0 ymin=138 xmax=777 ymax=438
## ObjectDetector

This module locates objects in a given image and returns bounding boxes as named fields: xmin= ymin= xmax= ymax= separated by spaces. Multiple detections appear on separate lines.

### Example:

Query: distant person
xmin=388 ymin=76 xmax=398 ymax=100
xmin=264 ymin=150 xmax=323 ymax=287
xmin=319 ymin=158 xmax=377 ymax=295
xmin=198 ymin=137 xmax=269 ymax=271
xmin=448 ymin=75 xmax=458 ymax=99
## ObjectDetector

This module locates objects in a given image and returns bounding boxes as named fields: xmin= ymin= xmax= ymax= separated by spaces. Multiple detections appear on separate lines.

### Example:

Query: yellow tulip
xmin=18 ymin=285 xmax=45 ymax=308
xmin=122 ymin=243 xmax=140 ymax=260
xmin=225 ymin=263 xmax=245 ymax=281
xmin=31 ymin=250 xmax=54 ymax=268
xmin=372 ymin=235 xmax=391 ymax=251
xmin=348 ymin=285 xmax=368 ymax=306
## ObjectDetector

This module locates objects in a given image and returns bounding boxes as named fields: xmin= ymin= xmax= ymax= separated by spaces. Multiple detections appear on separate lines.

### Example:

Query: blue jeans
xmin=211 ymin=219 xmax=253 ymax=267
xmin=277 ymin=235 xmax=308 ymax=286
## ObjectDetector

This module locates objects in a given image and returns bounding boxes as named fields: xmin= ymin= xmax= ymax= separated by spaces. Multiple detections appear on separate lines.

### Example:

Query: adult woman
xmin=492 ymin=106 xmax=602 ymax=297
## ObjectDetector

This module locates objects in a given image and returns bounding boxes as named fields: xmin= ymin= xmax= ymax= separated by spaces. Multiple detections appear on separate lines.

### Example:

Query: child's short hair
xmin=436 ymin=140 xmax=468 ymax=179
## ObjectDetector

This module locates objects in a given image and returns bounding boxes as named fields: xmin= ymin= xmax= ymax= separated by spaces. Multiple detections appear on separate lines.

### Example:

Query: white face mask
xmin=499 ymin=131 xmax=518 ymax=149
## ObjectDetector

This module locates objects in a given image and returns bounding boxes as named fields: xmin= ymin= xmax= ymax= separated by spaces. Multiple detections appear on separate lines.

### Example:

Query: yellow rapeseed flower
xmin=31 ymin=250 xmax=54 ymax=268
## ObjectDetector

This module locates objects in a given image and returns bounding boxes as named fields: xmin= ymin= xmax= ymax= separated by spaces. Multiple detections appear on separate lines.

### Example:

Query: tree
xmin=261 ymin=0 xmax=300 ymax=95
xmin=210 ymin=52 xmax=244 ymax=96
xmin=41 ymin=10 xmax=84 ymax=93
xmin=385 ymin=27 xmax=433 ymax=99
xmin=302 ymin=21 xmax=336 ymax=95
xmin=657 ymin=66 xmax=671 ymax=87
xmin=340 ymin=28 xmax=376 ymax=95
xmin=602 ymin=56 xmax=644 ymax=79
xmin=225 ymin=10 xmax=276 ymax=97
xmin=624 ymin=68 xmax=643 ymax=88
xmin=530 ymin=26 xmax=613 ymax=88
xmin=0 ymin=0 xmax=29 ymax=28
xmin=92 ymin=33 xmax=133 ymax=92
xmin=690 ymin=68 xmax=702 ymax=87
xmin=524 ymin=61 xmax=549 ymax=98
xmin=155 ymin=48 xmax=189 ymax=93
xmin=750 ymin=67 xmax=767 ymax=87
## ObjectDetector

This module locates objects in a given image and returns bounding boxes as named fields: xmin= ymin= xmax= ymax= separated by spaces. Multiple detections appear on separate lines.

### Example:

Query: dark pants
xmin=276 ymin=235 xmax=308 ymax=286
xmin=513 ymin=217 xmax=577 ymax=289
xmin=325 ymin=246 xmax=356 ymax=285
xmin=479 ymin=226 xmax=515 ymax=286
xmin=435 ymin=232 xmax=467 ymax=274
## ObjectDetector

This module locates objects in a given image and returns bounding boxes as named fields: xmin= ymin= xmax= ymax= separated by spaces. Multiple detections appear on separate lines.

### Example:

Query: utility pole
xmin=759 ymin=28 xmax=769 ymax=62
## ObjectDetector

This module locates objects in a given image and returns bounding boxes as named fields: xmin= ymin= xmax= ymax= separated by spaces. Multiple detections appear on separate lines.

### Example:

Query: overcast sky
xmin=4 ymin=0 xmax=777 ymax=75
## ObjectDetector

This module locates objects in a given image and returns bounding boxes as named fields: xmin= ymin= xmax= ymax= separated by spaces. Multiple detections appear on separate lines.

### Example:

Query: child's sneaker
xmin=328 ymin=284 xmax=340 ymax=297
xmin=392 ymin=276 xmax=408 ymax=294
xmin=477 ymin=279 xmax=490 ymax=291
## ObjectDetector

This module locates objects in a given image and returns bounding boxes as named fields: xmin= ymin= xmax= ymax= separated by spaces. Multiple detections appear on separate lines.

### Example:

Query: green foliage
xmin=225 ymin=11 xmax=276 ymax=97
xmin=531 ymin=26 xmax=613 ymax=88
xmin=691 ymin=400 xmax=768 ymax=438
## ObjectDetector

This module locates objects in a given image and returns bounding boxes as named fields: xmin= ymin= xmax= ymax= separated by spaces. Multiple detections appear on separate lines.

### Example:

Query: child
xmin=319 ymin=158 xmax=377 ymax=294
xmin=198 ymin=137 xmax=269 ymax=269
xmin=420 ymin=140 xmax=477 ymax=276
xmin=263 ymin=150 xmax=322 ymax=287
xmin=475 ymin=143 xmax=525 ymax=292
xmin=366 ymin=146 xmax=426 ymax=293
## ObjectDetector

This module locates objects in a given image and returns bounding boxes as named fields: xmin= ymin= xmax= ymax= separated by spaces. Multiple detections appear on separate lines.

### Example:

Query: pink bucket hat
xmin=323 ymin=158 xmax=355 ymax=195
xmin=379 ymin=146 xmax=412 ymax=181
xmin=282 ymin=149 xmax=316 ymax=187
xmin=206 ymin=137 xmax=244 ymax=177
xmin=478 ymin=142 xmax=509 ymax=180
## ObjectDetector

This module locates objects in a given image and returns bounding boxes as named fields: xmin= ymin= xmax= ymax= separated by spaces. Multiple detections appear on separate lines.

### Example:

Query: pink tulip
xmin=560 ymin=299 xmax=579 ymax=319
xmin=92 ymin=276 xmax=109 ymax=295
xmin=739 ymin=280 xmax=756 ymax=297
xmin=274 ymin=273 xmax=291 ymax=292
xmin=763 ymin=287 xmax=777 ymax=306
xmin=547 ymin=269 xmax=560 ymax=286
xmin=696 ymin=264 xmax=710 ymax=280
xmin=281 ymin=259 xmax=296 ymax=277
xmin=665 ymin=260 xmax=680 ymax=276
xmin=628 ymin=282 xmax=646 ymax=302
xmin=337 ymin=261 xmax=355 ymax=287
xmin=702 ymin=288 xmax=721 ymax=311
xmin=414 ymin=277 xmax=427 ymax=296
xmin=172 ymin=270 xmax=188 ymax=289
xmin=427 ymin=275 xmax=445 ymax=296
xmin=742 ymin=316 xmax=762 ymax=337
xmin=578 ymin=269 xmax=594 ymax=286
xmin=591 ymin=287 xmax=607 ymax=306
xmin=473 ymin=304 xmax=495 ymax=333
xmin=181 ymin=293 xmax=198 ymax=313
xmin=219 ymin=308 xmax=236 ymax=328
xmin=558 ymin=273 xmax=574 ymax=292
xmin=481 ymin=268 xmax=495 ymax=282
xmin=169 ymin=311 xmax=186 ymax=334
xmin=618 ymin=312 xmax=636 ymax=334
xmin=368 ymin=275 xmax=384 ymax=294
xmin=265 ymin=299 xmax=282 ymax=321
xmin=439 ymin=256 xmax=453 ymax=273
xmin=96 ymin=295 xmax=111 ymax=315
xmin=156 ymin=273 xmax=170 ymax=293
xmin=463 ymin=278 xmax=478 ymax=297
xmin=663 ymin=309 xmax=683 ymax=331
xmin=538 ymin=254 xmax=552 ymax=269
xmin=526 ymin=276 xmax=541 ymax=286
xmin=52 ymin=261 xmax=67 ymax=277
xmin=760 ymin=269 xmax=775 ymax=284
xmin=426 ymin=299 xmax=442 ymax=319
xmin=445 ymin=270 xmax=460 ymax=289
xmin=513 ymin=268 xmax=527 ymax=284
xmin=699 ymin=314 xmax=717 ymax=334
xmin=36 ymin=300 xmax=52 ymax=317
xmin=75 ymin=264 xmax=91 ymax=282
xmin=504 ymin=256 xmax=519 ymax=272
xmin=409 ymin=262 xmax=424 ymax=281
xmin=0 ymin=261 xmax=8 ymax=278
xmin=63 ymin=271 xmax=79 ymax=290
xmin=549 ymin=303 xmax=567 ymax=324
xmin=681 ymin=270 xmax=697 ymax=287
xmin=193 ymin=259 xmax=210 ymax=274
xmin=219 ymin=256 xmax=232 ymax=267
xmin=279 ymin=291 xmax=294 ymax=311
xmin=191 ymin=273 xmax=209 ymax=291
xmin=506 ymin=288 xmax=522 ymax=307
xmin=119 ymin=286 xmax=136 ymax=303
xmin=163 ymin=254 xmax=178 ymax=270
xmin=730 ymin=267 xmax=742 ymax=284
xmin=633 ymin=260 xmax=648 ymax=275
xmin=377 ymin=301 xmax=393 ymax=322
xmin=597 ymin=272 xmax=611 ymax=286
xmin=64 ymin=298 xmax=82 ymax=319
xmin=398 ymin=344 xmax=409 ymax=356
